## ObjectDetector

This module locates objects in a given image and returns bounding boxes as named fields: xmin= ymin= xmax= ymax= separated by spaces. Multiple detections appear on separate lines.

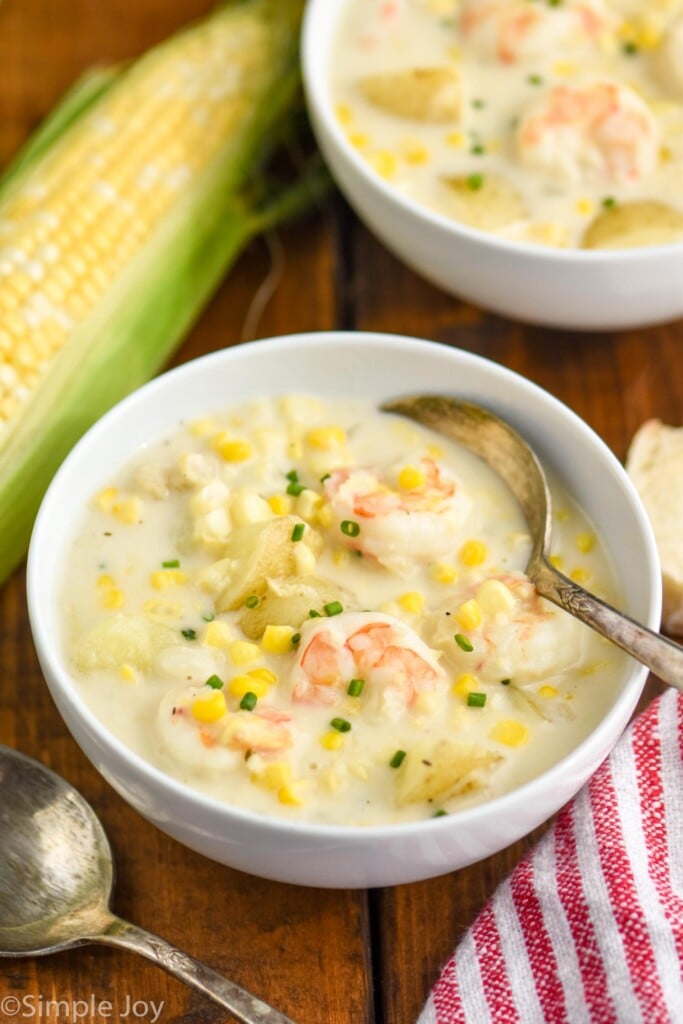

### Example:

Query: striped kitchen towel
xmin=418 ymin=688 xmax=683 ymax=1024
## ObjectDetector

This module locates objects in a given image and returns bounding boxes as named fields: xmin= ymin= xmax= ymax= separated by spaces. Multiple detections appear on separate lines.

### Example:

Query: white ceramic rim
xmin=301 ymin=0 xmax=683 ymax=264
xmin=27 ymin=331 xmax=661 ymax=844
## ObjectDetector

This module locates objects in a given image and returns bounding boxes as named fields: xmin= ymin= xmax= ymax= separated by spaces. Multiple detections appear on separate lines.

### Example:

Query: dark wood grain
xmin=1 ymin=2 xmax=681 ymax=1023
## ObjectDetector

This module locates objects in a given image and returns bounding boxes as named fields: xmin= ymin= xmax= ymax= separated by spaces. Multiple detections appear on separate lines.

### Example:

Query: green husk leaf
xmin=0 ymin=0 xmax=328 ymax=585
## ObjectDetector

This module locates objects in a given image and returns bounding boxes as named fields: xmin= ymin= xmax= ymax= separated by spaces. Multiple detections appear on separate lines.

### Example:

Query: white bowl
xmin=27 ymin=332 xmax=660 ymax=888
xmin=301 ymin=0 xmax=683 ymax=332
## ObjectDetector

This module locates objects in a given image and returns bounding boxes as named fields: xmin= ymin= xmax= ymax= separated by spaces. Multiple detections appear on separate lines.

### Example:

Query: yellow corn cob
xmin=0 ymin=0 xmax=327 ymax=585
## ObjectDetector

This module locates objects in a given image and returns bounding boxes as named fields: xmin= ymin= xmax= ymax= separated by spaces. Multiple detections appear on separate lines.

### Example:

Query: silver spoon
xmin=383 ymin=394 xmax=683 ymax=691
xmin=0 ymin=744 xmax=297 ymax=1024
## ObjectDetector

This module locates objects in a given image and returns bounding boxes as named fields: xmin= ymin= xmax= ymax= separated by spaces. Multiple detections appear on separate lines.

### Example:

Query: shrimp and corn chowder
xmin=331 ymin=0 xmax=683 ymax=249
xmin=63 ymin=395 xmax=625 ymax=826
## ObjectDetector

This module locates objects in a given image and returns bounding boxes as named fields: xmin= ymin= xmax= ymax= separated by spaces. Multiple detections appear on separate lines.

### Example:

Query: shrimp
xmin=428 ymin=571 xmax=587 ymax=685
xmin=517 ymin=79 xmax=659 ymax=184
xmin=290 ymin=611 xmax=447 ymax=719
xmin=458 ymin=0 xmax=610 ymax=65
xmin=322 ymin=455 xmax=470 ymax=576
xmin=157 ymin=683 xmax=291 ymax=771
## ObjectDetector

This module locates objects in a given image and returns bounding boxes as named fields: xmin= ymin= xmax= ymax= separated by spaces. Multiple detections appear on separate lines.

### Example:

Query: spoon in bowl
xmin=383 ymin=394 xmax=683 ymax=691
xmin=0 ymin=744 xmax=297 ymax=1024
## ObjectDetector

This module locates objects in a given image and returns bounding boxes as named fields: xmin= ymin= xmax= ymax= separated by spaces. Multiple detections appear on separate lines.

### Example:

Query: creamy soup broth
xmin=62 ymin=395 xmax=625 ymax=825
xmin=331 ymin=0 xmax=683 ymax=248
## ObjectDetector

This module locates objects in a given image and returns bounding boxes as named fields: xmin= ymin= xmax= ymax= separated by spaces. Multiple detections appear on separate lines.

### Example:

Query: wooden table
xmin=0 ymin=2 xmax=677 ymax=1022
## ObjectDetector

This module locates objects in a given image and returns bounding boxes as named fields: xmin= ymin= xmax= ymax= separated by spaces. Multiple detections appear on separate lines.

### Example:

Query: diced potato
xmin=74 ymin=613 xmax=178 ymax=672
xmin=215 ymin=516 xmax=322 ymax=612
xmin=442 ymin=173 xmax=526 ymax=231
xmin=358 ymin=67 xmax=461 ymax=123
xmin=239 ymin=575 xmax=348 ymax=639
xmin=394 ymin=739 xmax=501 ymax=806
xmin=582 ymin=201 xmax=683 ymax=250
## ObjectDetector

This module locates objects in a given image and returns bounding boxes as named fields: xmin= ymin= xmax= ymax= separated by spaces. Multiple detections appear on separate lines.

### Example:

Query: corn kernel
xmin=397 ymin=465 xmax=426 ymax=491
xmin=228 ymin=673 xmax=270 ymax=699
xmin=445 ymin=130 xmax=465 ymax=147
xmin=227 ymin=640 xmax=261 ymax=666
xmin=248 ymin=667 xmax=278 ymax=686
xmin=491 ymin=720 xmax=529 ymax=747
xmin=459 ymin=539 xmax=487 ymax=567
xmin=401 ymin=139 xmax=430 ymax=165
xmin=576 ymin=197 xmax=594 ymax=217
xmin=101 ymin=587 xmax=125 ymax=609
xmin=119 ymin=664 xmax=136 ymax=683
xmin=306 ymin=425 xmax=346 ymax=450
xmin=431 ymin=562 xmax=457 ymax=584
xmin=549 ymin=553 xmax=564 ymax=570
xmin=316 ymin=503 xmax=332 ymax=528
xmin=320 ymin=730 xmax=345 ymax=751
xmin=278 ymin=784 xmax=304 ymax=806
xmin=452 ymin=673 xmax=478 ymax=698
xmin=97 ymin=573 xmax=115 ymax=589
xmin=111 ymin=497 xmax=141 ymax=524
xmin=576 ymin=532 xmax=595 ymax=554
xmin=456 ymin=598 xmax=482 ymax=631
xmin=296 ymin=488 xmax=323 ymax=520
xmin=202 ymin=620 xmax=234 ymax=648
xmin=552 ymin=61 xmax=578 ymax=76
xmin=369 ymin=150 xmax=398 ymax=180
xmin=95 ymin=486 xmax=118 ymax=512
xmin=150 ymin=569 xmax=187 ymax=589
xmin=475 ymin=579 xmax=515 ymax=616
xmin=230 ymin=491 xmax=272 ymax=526
xmin=191 ymin=690 xmax=227 ymax=723
xmin=538 ymin=685 xmax=558 ymax=699
xmin=398 ymin=591 xmax=424 ymax=615
xmin=570 ymin=567 xmax=592 ymax=584
xmin=336 ymin=102 xmax=353 ymax=125
xmin=268 ymin=493 xmax=294 ymax=516
xmin=258 ymin=761 xmax=292 ymax=790
xmin=212 ymin=432 xmax=253 ymax=462
xmin=261 ymin=624 xmax=296 ymax=655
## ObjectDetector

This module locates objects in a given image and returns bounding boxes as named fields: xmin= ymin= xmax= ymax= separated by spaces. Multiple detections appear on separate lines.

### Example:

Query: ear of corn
xmin=0 ymin=0 xmax=327 ymax=585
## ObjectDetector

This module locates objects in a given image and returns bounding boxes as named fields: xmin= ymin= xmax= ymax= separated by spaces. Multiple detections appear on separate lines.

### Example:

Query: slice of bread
xmin=626 ymin=419 xmax=683 ymax=636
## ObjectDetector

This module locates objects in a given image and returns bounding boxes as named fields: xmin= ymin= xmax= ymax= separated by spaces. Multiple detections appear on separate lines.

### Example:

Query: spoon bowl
xmin=384 ymin=394 xmax=683 ymax=691
xmin=0 ymin=744 xmax=296 ymax=1024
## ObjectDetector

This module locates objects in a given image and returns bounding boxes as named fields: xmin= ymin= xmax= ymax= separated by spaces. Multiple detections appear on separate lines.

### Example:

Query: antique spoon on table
xmin=383 ymin=394 xmax=683 ymax=691
xmin=0 ymin=744 xmax=297 ymax=1024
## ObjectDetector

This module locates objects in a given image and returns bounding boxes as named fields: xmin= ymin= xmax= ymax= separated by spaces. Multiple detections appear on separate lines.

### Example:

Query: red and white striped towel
xmin=418 ymin=689 xmax=683 ymax=1024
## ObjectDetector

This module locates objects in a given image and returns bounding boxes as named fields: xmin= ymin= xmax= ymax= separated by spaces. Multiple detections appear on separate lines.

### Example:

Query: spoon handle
xmin=93 ymin=915 xmax=298 ymax=1024
xmin=532 ymin=559 xmax=683 ymax=691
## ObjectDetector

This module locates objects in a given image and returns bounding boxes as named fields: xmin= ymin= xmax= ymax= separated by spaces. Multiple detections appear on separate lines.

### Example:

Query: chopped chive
xmin=466 ymin=173 xmax=484 ymax=191
xmin=286 ymin=481 xmax=305 ymax=496
xmin=389 ymin=749 xmax=407 ymax=769
xmin=347 ymin=678 xmax=365 ymax=697
xmin=291 ymin=632 xmax=301 ymax=647
xmin=340 ymin=519 xmax=360 ymax=538
xmin=308 ymin=609 xmax=322 ymax=618
xmin=527 ymin=73 xmax=543 ymax=86
xmin=324 ymin=601 xmax=344 ymax=617
xmin=239 ymin=691 xmax=258 ymax=711
xmin=286 ymin=469 xmax=299 ymax=483
xmin=602 ymin=196 xmax=616 ymax=209
xmin=622 ymin=40 xmax=638 ymax=55
xmin=433 ymin=809 xmax=448 ymax=818
xmin=330 ymin=717 xmax=351 ymax=733
xmin=500 ymin=678 xmax=511 ymax=686
xmin=291 ymin=522 xmax=305 ymax=542
xmin=245 ymin=594 xmax=260 ymax=609
xmin=471 ymin=97 xmax=485 ymax=109
xmin=181 ymin=628 xmax=197 ymax=641
xmin=205 ymin=674 xmax=224 ymax=690
xmin=454 ymin=633 xmax=474 ymax=652
xmin=470 ymin=143 xmax=485 ymax=155
xmin=162 ymin=558 xmax=180 ymax=568
xmin=467 ymin=691 xmax=487 ymax=708
xmin=320 ymin=473 xmax=331 ymax=484
xmin=201 ymin=611 xmax=215 ymax=622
